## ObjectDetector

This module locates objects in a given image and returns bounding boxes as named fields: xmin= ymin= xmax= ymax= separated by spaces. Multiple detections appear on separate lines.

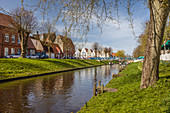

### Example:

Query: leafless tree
xmin=104 ymin=47 xmax=108 ymax=58
xmin=40 ymin=19 xmax=56 ymax=58
xmin=108 ymin=47 xmax=112 ymax=58
xmin=92 ymin=42 xmax=99 ymax=58
xmin=10 ymin=8 xmax=37 ymax=58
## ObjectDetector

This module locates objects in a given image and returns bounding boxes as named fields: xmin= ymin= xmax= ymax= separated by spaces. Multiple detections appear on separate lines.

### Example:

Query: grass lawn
xmin=79 ymin=62 xmax=170 ymax=113
xmin=0 ymin=58 xmax=106 ymax=80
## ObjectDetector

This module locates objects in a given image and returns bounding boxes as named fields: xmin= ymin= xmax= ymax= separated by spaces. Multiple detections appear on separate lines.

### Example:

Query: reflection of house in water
xmin=53 ymin=72 xmax=74 ymax=92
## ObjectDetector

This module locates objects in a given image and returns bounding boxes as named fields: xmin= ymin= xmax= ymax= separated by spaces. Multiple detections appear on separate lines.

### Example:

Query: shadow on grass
xmin=160 ymin=75 xmax=170 ymax=79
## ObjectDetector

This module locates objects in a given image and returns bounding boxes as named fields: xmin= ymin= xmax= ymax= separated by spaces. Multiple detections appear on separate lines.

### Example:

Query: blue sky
xmin=0 ymin=0 xmax=150 ymax=55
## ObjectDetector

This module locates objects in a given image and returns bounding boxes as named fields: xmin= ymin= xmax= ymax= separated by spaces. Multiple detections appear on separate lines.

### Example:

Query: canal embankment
xmin=0 ymin=58 xmax=111 ymax=82
xmin=79 ymin=62 xmax=170 ymax=113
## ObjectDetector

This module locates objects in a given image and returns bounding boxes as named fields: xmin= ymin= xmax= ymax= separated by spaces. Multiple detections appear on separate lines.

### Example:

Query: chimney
xmin=37 ymin=31 xmax=39 ymax=35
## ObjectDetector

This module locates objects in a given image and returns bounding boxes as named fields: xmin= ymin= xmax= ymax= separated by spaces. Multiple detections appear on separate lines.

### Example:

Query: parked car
xmin=26 ymin=54 xmax=39 ymax=59
xmin=41 ymin=55 xmax=49 ymax=59
xmin=5 ymin=54 xmax=20 ymax=58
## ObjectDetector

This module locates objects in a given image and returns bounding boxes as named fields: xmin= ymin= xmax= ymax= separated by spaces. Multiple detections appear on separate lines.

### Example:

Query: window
xmin=11 ymin=35 xmax=15 ymax=43
xmin=11 ymin=48 xmax=15 ymax=55
xmin=30 ymin=50 xmax=35 ymax=55
xmin=5 ymin=33 xmax=9 ymax=42
xmin=4 ymin=47 xmax=9 ymax=56
xmin=18 ymin=37 xmax=20 ymax=44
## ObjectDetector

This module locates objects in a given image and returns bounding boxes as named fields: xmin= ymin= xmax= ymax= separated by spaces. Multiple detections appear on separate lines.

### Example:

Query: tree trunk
xmin=141 ymin=0 xmax=170 ymax=89
xmin=20 ymin=31 xmax=27 ymax=58
xmin=48 ymin=44 xmax=51 ymax=58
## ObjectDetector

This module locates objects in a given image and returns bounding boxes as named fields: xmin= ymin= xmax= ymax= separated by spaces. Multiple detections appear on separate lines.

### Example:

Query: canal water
xmin=0 ymin=64 xmax=119 ymax=113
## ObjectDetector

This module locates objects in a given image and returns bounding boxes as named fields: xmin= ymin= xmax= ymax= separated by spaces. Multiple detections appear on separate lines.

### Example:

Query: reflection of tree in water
xmin=41 ymin=71 xmax=75 ymax=94
xmin=94 ymin=67 xmax=97 ymax=82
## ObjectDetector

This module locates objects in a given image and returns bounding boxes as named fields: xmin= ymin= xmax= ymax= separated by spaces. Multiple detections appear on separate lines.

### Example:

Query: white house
xmin=91 ymin=50 xmax=95 ymax=58
xmin=75 ymin=49 xmax=81 ymax=58
xmin=81 ymin=47 xmax=88 ymax=59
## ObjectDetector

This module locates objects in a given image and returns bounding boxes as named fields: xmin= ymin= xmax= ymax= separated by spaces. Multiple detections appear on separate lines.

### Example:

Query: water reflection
xmin=0 ymin=64 xmax=119 ymax=113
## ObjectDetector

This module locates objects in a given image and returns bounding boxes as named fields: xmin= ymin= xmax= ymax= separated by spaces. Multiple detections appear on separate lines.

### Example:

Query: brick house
xmin=0 ymin=13 xmax=21 ymax=58
xmin=33 ymin=33 xmax=64 ymax=58
xmin=54 ymin=35 xmax=75 ymax=58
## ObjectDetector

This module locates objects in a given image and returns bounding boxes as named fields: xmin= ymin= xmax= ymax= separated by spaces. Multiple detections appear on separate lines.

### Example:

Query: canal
xmin=0 ymin=64 xmax=119 ymax=113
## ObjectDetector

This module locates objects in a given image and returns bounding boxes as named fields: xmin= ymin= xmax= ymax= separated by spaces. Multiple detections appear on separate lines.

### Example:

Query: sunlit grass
xmin=0 ymin=58 xmax=105 ymax=80
xmin=79 ymin=62 xmax=170 ymax=113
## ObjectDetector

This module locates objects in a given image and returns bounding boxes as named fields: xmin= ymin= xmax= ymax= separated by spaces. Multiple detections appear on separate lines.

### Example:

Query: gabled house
xmin=91 ymin=50 xmax=95 ymax=58
xmin=30 ymin=38 xmax=44 ymax=56
xmin=81 ymin=47 xmax=88 ymax=59
xmin=54 ymin=35 xmax=75 ymax=58
xmin=87 ymin=49 xmax=92 ymax=58
xmin=96 ymin=51 xmax=101 ymax=58
xmin=101 ymin=49 xmax=105 ymax=58
xmin=27 ymin=37 xmax=36 ymax=55
xmin=75 ymin=49 xmax=81 ymax=58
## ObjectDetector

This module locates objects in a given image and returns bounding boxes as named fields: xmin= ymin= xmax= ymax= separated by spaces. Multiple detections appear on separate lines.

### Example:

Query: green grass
xmin=79 ymin=62 xmax=170 ymax=113
xmin=0 ymin=58 xmax=106 ymax=80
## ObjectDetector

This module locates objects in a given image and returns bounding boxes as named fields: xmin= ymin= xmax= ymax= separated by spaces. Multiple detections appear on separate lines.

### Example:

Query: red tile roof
xmin=27 ymin=37 xmax=36 ymax=49
xmin=85 ymin=48 xmax=88 ymax=52
xmin=51 ymin=44 xmax=62 ymax=54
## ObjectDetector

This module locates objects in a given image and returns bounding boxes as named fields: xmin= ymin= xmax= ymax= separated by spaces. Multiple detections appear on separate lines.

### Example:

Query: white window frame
xmin=5 ymin=33 xmax=9 ymax=42
xmin=4 ymin=47 xmax=9 ymax=56
xmin=11 ymin=48 xmax=15 ymax=55
xmin=11 ymin=35 xmax=15 ymax=43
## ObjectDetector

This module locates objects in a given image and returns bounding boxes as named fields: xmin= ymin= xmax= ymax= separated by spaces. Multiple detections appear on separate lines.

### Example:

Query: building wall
xmin=0 ymin=26 xmax=21 ymax=57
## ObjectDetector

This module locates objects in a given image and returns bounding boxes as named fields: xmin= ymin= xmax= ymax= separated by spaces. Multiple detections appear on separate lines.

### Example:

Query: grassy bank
xmin=79 ymin=62 xmax=170 ymax=113
xmin=0 ymin=58 xmax=106 ymax=81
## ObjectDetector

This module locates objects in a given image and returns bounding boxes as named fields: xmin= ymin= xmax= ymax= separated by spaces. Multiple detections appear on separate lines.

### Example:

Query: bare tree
xmin=104 ymin=47 xmax=108 ymax=58
xmin=9 ymin=8 xmax=37 ymax=58
xmin=108 ymin=47 xmax=112 ymax=58
xmin=40 ymin=19 xmax=56 ymax=58
xmin=92 ymin=42 xmax=99 ymax=58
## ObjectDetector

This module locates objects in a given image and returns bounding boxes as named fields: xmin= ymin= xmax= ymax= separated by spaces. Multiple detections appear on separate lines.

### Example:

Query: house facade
xmin=54 ymin=35 xmax=75 ymax=58
xmin=75 ymin=49 xmax=81 ymax=58
xmin=81 ymin=47 xmax=88 ymax=59
xmin=0 ymin=13 xmax=21 ymax=58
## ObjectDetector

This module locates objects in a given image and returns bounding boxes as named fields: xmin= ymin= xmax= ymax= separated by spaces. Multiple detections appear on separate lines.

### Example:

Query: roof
xmin=27 ymin=37 xmax=36 ymax=49
xmin=44 ymin=33 xmax=56 ymax=42
xmin=78 ymin=49 xmax=82 ymax=52
xmin=111 ymin=53 xmax=117 ymax=56
xmin=57 ymin=34 xmax=74 ymax=46
xmin=51 ymin=44 xmax=62 ymax=54
xmin=31 ymin=38 xmax=44 ymax=51
xmin=85 ymin=48 xmax=88 ymax=52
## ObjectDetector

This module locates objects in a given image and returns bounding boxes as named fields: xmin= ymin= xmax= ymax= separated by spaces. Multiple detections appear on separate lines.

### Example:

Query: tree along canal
xmin=0 ymin=64 xmax=119 ymax=113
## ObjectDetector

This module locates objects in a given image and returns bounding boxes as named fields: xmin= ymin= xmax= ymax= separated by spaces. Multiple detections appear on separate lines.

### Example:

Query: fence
xmin=160 ymin=53 xmax=170 ymax=61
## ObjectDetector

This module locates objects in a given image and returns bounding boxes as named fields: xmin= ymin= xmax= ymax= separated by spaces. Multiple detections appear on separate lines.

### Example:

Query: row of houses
xmin=75 ymin=47 xmax=114 ymax=59
xmin=0 ymin=13 xmax=75 ymax=58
